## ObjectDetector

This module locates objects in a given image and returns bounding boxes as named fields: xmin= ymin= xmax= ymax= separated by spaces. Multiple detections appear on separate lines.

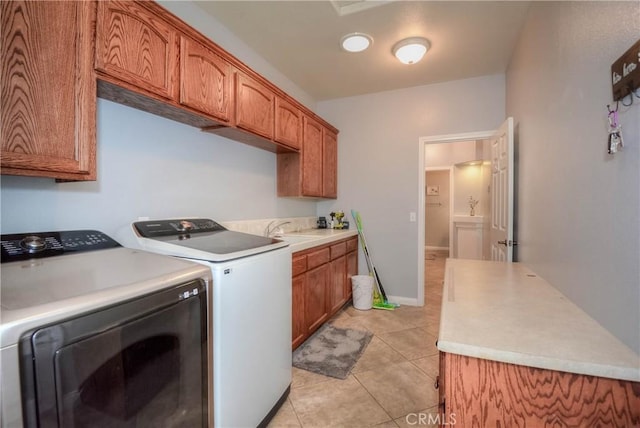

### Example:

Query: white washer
xmin=117 ymin=218 xmax=292 ymax=428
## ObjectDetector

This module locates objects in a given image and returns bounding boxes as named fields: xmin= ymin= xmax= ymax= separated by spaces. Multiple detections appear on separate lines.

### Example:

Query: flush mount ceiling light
xmin=392 ymin=37 xmax=430 ymax=65
xmin=341 ymin=33 xmax=373 ymax=53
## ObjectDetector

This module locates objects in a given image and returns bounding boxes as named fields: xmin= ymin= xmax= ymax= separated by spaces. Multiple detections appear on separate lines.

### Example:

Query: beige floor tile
xmin=393 ymin=406 xmax=445 ymax=428
xmin=267 ymin=398 xmax=302 ymax=428
xmin=378 ymin=328 xmax=438 ymax=360
xmin=289 ymin=375 xmax=391 ymax=427
xmin=349 ymin=311 xmax=418 ymax=335
xmin=329 ymin=311 xmax=373 ymax=332
xmin=373 ymin=420 xmax=400 ymax=427
xmin=351 ymin=336 xmax=406 ymax=374
xmin=354 ymin=361 xmax=439 ymax=419
xmin=291 ymin=367 xmax=332 ymax=390
xmin=410 ymin=354 xmax=439 ymax=381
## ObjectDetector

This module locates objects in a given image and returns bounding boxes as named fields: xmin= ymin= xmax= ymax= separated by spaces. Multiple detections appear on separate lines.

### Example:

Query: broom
xmin=351 ymin=210 xmax=399 ymax=310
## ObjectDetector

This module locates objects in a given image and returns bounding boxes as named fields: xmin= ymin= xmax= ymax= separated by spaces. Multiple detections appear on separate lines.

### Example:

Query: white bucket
xmin=351 ymin=275 xmax=374 ymax=310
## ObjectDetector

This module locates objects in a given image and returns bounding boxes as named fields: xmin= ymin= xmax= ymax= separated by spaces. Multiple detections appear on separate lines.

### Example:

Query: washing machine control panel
xmin=1 ymin=230 xmax=120 ymax=263
xmin=134 ymin=218 xmax=226 ymax=238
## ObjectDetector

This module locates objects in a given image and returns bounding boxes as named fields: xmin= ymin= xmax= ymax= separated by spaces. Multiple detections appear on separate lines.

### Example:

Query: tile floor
xmin=268 ymin=250 xmax=448 ymax=428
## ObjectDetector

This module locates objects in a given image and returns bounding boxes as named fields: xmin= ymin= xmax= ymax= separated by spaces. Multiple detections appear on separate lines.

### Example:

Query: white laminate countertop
xmin=279 ymin=228 xmax=358 ymax=252
xmin=437 ymin=259 xmax=640 ymax=382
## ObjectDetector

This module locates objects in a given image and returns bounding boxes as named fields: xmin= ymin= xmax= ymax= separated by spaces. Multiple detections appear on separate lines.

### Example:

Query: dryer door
xmin=20 ymin=280 xmax=208 ymax=428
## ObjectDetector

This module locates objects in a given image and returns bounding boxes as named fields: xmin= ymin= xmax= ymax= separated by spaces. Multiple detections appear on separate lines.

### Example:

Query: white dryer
xmin=117 ymin=218 xmax=291 ymax=428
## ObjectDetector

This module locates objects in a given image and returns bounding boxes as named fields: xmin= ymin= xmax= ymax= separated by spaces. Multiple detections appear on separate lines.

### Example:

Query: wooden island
xmin=437 ymin=259 xmax=640 ymax=427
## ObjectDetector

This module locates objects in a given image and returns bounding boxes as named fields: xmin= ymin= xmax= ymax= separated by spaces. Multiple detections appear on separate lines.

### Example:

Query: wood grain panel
xmin=346 ymin=250 xmax=357 ymax=299
xmin=329 ymin=257 xmax=347 ymax=313
xmin=444 ymin=353 xmax=640 ymax=427
xmin=330 ymin=242 xmax=346 ymax=260
xmin=302 ymin=116 xmax=323 ymax=197
xmin=323 ymin=129 xmax=338 ymax=198
xmin=292 ymin=254 xmax=308 ymax=277
xmin=180 ymin=36 xmax=231 ymax=122
xmin=306 ymin=247 xmax=330 ymax=270
xmin=292 ymin=274 xmax=306 ymax=350
xmin=235 ymin=72 xmax=274 ymax=139
xmin=305 ymin=264 xmax=329 ymax=334
xmin=1 ymin=1 xmax=96 ymax=179
xmin=346 ymin=237 xmax=358 ymax=253
xmin=96 ymin=0 xmax=178 ymax=100
xmin=275 ymin=96 xmax=301 ymax=150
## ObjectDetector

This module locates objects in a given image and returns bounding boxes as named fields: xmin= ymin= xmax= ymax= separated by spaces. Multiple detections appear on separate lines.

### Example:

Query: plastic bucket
xmin=351 ymin=275 xmax=374 ymax=310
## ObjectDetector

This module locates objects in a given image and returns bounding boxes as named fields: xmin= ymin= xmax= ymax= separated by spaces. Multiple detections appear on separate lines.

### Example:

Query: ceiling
xmin=196 ymin=1 xmax=531 ymax=101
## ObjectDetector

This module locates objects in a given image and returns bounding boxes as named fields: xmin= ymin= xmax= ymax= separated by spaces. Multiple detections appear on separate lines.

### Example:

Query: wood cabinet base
xmin=440 ymin=352 xmax=640 ymax=427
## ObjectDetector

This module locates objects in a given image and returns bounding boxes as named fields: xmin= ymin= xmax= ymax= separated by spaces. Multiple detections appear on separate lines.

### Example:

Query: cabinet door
xmin=96 ymin=1 xmax=179 ymax=100
xmin=329 ymin=256 xmax=347 ymax=314
xmin=305 ymin=263 xmax=329 ymax=334
xmin=1 ymin=1 xmax=96 ymax=180
xmin=302 ymin=116 xmax=323 ymax=197
xmin=346 ymin=250 xmax=358 ymax=300
xmin=292 ymin=274 xmax=306 ymax=350
xmin=274 ymin=97 xmax=301 ymax=150
xmin=323 ymin=129 xmax=338 ymax=198
xmin=235 ymin=72 xmax=274 ymax=139
xmin=180 ymin=36 xmax=231 ymax=122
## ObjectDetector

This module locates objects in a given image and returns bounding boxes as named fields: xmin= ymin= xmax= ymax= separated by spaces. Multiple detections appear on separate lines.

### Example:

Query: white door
xmin=490 ymin=117 xmax=514 ymax=262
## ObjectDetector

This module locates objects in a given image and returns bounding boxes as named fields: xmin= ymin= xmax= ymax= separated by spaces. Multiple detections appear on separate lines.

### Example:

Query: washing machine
xmin=117 ymin=218 xmax=291 ymax=428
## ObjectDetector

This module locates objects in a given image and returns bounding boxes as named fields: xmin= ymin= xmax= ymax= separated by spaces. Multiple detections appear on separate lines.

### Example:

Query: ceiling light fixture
xmin=392 ymin=37 xmax=430 ymax=65
xmin=341 ymin=33 xmax=373 ymax=53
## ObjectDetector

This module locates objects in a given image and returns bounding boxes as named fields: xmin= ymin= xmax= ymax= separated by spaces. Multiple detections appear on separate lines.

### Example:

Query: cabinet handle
xmin=434 ymin=375 xmax=439 ymax=390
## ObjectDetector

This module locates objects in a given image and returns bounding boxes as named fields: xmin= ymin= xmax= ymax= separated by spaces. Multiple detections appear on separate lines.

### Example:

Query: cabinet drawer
xmin=346 ymin=237 xmax=358 ymax=252
xmin=330 ymin=242 xmax=346 ymax=259
xmin=292 ymin=254 xmax=307 ymax=277
xmin=306 ymin=248 xmax=330 ymax=270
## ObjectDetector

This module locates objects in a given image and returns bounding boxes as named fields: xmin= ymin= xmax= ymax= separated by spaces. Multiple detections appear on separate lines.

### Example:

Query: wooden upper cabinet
xmin=301 ymin=116 xmax=324 ymax=197
xmin=323 ymin=129 xmax=338 ymax=198
xmin=1 ymin=1 xmax=96 ymax=180
xmin=275 ymin=97 xmax=302 ymax=150
xmin=96 ymin=0 xmax=179 ymax=100
xmin=179 ymin=36 xmax=232 ymax=123
xmin=235 ymin=72 xmax=274 ymax=139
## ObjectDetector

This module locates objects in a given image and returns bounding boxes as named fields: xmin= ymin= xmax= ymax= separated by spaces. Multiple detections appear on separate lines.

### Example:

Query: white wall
xmin=0 ymin=100 xmax=316 ymax=236
xmin=425 ymin=170 xmax=450 ymax=249
xmin=453 ymin=165 xmax=485 ymax=216
xmin=317 ymin=75 xmax=506 ymax=303
xmin=1 ymin=2 xmax=319 ymax=237
xmin=507 ymin=2 xmax=640 ymax=352
xmin=425 ymin=140 xmax=477 ymax=167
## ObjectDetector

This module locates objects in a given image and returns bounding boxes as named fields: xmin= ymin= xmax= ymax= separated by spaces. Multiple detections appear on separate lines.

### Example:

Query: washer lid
xmin=130 ymin=219 xmax=288 ymax=261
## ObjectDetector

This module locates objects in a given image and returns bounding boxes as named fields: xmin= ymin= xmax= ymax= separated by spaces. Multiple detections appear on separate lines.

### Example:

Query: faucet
xmin=264 ymin=220 xmax=291 ymax=237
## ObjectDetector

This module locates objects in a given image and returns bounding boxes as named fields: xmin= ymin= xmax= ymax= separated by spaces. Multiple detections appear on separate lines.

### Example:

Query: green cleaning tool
xmin=351 ymin=210 xmax=399 ymax=310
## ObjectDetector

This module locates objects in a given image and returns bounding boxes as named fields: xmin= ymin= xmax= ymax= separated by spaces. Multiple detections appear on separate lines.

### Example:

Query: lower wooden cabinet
xmin=291 ymin=236 xmax=358 ymax=349
xmin=305 ymin=263 xmax=329 ymax=334
xmin=292 ymin=273 xmax=306 ymax=349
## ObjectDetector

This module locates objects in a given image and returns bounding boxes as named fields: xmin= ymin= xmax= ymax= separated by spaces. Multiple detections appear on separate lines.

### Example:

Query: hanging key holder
xmin=607 ymin=103 xmax=624 ymax=154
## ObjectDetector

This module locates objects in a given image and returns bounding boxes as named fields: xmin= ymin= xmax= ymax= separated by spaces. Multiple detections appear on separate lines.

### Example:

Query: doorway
xmin=417 ymin=130 xmax=494 ymax=307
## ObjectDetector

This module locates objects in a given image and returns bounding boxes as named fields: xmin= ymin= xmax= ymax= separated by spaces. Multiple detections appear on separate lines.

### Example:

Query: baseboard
xmin=425 ymin=246 xmax=448 ymax=251
xmin=386 ymin=295 xmax=420 ymax=306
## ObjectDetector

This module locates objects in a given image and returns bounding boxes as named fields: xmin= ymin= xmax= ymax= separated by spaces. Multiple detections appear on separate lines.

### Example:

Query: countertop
xmin=278 ymin=228 xmax=358 ymax=252
xmin=437 ymin=259 xmax=640 ymax=382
